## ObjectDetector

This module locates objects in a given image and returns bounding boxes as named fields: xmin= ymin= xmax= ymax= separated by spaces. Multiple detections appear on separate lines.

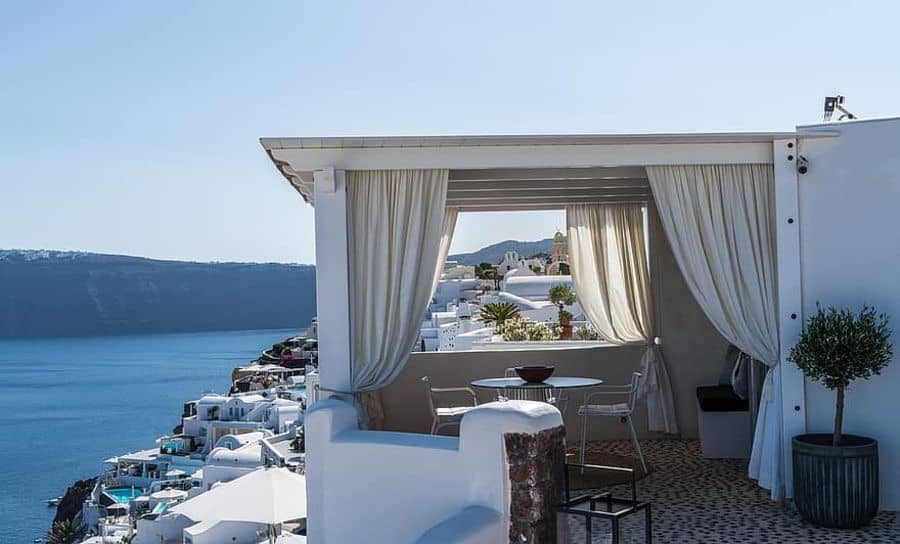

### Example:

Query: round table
xmin=471 ymin=376 xmax=603 ymax=405
xmin=470 ymin=376 xmax=603 ymax=390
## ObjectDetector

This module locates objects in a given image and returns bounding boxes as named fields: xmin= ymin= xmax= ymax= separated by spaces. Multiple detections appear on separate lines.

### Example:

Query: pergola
xmin=261 ymin=129 xmax=839 ymax=500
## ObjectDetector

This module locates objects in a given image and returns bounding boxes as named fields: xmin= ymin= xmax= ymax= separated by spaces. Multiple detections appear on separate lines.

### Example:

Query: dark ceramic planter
xmin=792 ymin=433 xmax=878 ymax=528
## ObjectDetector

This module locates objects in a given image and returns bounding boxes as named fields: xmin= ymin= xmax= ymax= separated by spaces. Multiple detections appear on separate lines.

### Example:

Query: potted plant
xmin=789 ymin=305 xmax=892 ymax=528
xmin=557 ymin=309 xmax=574 ymax=339
xmin=548 ymin=284 xmax=576 ymax=339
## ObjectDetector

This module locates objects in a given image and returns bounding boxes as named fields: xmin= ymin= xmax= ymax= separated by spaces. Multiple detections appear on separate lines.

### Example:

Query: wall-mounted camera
xmin=797 ymin=156 xmax=809 ymax=175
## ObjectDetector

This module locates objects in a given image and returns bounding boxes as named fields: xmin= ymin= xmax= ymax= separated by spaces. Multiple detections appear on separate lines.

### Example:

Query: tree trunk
xmin=833 ymin=386 xmax=845 ymax=447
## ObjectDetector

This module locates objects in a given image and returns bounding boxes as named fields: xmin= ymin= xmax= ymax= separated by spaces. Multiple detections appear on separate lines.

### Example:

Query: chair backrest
xmin=627 ymin=371 xmax=643 ymax=412
xmin=421 ymin=376 xmax=437 ymax=416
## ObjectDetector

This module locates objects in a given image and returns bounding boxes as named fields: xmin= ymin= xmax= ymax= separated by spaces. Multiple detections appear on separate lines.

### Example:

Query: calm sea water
xmin=0 ymin=328 xmax=300 ymax=543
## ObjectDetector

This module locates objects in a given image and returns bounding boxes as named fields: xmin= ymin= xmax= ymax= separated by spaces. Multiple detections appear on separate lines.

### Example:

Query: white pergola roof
xmin=261 ymin=130 xmax=839 ymax=209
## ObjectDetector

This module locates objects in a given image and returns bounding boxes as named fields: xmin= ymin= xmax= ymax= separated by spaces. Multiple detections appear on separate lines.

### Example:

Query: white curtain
xmin=566 ymin=203 xmax=679 ymax=434
xmin=346 ymin=169 xmax=454 ymax=411
xmin=431 ymin=207 xmax=459 ymax=295
xmin=646 ymin=164 xmax=781 ymax=498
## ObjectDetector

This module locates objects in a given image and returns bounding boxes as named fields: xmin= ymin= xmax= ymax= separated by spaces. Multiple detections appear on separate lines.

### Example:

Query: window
xmin=420 ymin=210 xmax=611 ymax=352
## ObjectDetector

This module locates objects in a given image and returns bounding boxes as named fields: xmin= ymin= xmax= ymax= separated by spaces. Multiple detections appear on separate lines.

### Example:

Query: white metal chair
xmin=421 ymin=376 xmax=479 ymax=435
xmin=577 ymin=371 xmax=646 ymax=474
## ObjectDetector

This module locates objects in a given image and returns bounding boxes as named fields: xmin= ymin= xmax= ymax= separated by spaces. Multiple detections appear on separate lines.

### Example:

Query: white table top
xmin=470 ymin=376 xmax=603 ymax=389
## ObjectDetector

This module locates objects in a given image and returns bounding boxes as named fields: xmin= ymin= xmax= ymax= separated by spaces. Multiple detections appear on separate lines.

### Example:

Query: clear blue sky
xmin=2 ymin=1 xmax=898 ymax=263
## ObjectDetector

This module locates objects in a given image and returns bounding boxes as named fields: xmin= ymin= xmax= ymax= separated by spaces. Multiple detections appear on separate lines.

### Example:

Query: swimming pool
xmin=105 ymin=486 xmax=144 ymax=504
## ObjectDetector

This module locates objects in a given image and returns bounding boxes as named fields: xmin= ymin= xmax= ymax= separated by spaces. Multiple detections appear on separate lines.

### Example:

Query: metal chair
xmin=499 ymin=368 xmax=567 ymax=415
xmin=421 ymin=376 xmax=479 ymax=435
xmin=577 ymin=371 xmax=646 ymax=474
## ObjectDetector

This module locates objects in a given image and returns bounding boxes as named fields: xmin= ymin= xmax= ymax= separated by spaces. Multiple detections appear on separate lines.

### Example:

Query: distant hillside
xmin=448 ymin=238 xmax=555 ymax=266
xmin=1 ymin=236 xmax=558 ymax=339
xmin=0 ymin=250 xmax=316 ymax=339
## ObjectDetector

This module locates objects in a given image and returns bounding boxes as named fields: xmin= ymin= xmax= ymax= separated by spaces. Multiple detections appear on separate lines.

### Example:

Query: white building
xmin=497 ymin=250 xmax=543 ymax=275
xmin=264 ymin=116 xmax=900 ymax=540
xmin=181 ymin=393 xmax=301 ymax=454
xmin=502 ymin=274 xmax=573 ymax=300
xmin=441 ymin=260 xmax=476 ymax=279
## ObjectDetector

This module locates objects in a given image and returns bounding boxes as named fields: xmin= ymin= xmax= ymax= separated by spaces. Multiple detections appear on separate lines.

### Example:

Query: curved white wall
xmin=304 ymin=399 xmax=561 ymax=543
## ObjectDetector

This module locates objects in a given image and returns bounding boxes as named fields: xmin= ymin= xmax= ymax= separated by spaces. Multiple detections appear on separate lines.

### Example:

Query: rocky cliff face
xmin=53 ymin=477 xmax=96 ymax=524
xmin=0 ymin=250 xmax=316 ymax=338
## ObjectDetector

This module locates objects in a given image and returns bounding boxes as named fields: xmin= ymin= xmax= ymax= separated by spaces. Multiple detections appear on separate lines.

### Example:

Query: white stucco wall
xmin=134 ymin=513 xmax=193 ymax=544
xmin=304 ymin=398 xmax=561 ymax=544
xmin=797 ymin=117 xmax=900 ymax=509
xmin=184 ymin=520 xmax=265 ymax=544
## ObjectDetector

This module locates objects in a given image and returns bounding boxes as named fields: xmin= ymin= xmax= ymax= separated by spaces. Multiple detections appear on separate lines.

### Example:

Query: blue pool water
xmin=0 ymin=327 xmax=299 ymax=543
xmin=105 ymin=486 xmax=145 ymax=504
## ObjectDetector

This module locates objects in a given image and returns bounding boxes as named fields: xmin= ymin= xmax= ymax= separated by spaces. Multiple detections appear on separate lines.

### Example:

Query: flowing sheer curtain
xmin=646 ymin=164 xmax=782 ymax=498
xmin=346 ymin=169 xmax=455 ymax=428
xmin=566 ymin=203 xmax=679 ymax=434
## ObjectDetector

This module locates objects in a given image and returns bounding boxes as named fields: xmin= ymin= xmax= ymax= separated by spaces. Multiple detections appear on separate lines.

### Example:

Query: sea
xmin=0 ymin=327 xmax=301 ymax=543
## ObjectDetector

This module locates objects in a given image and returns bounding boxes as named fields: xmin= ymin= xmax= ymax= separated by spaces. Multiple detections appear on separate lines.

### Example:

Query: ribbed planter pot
xmin=792 ymin=433 xmax=879 ymax=528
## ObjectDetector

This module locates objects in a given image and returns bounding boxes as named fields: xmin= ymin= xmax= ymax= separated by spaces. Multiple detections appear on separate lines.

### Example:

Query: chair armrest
xmin=582 ymin=389 xmax=630 ymax=404
xmin=431 ymin=387 xmax=479 ymax=406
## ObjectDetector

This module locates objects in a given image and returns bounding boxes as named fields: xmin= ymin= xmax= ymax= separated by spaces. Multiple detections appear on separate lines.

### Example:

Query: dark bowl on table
xmin=514 ymin=365 xmax=555 ymax=383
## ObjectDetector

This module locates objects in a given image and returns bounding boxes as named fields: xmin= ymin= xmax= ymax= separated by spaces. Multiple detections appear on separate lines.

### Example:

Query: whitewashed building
xmin=263 ymin=116 xmax=900 ymax=541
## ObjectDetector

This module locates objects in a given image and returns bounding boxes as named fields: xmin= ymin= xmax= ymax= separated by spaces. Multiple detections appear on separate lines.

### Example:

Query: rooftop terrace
xmin=567 ymin=439 xmax=899 ymax=543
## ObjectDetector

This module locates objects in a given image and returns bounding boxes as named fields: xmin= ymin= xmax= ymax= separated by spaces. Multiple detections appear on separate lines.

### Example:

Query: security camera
xmin=797 ymin=156 xmax=809 ymax=175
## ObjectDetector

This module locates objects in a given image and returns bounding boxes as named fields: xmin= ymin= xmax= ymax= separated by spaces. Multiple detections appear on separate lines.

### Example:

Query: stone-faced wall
xmin=505 ymin=425 xmax=566 ymax=543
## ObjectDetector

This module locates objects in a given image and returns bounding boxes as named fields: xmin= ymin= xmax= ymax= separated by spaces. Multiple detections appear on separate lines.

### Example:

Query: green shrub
xmin=576 ymin=325 xmax=601 ymax=341
xmin=46 ymin=520 xmax=86 ymax=544
xmin=501 ymin=317 xmax=559 ymax=342
xmin=479 ymin=302 xmax=520 ymax=331
xmin=548 ymin=284 xmax=576 ymax=323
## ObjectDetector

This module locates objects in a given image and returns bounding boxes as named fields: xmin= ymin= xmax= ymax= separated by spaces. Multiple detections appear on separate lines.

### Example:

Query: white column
xmin=773 ymin=138 xmax=806 ymax=498
xmin=313 ymin=168 xmax=353 ymax=399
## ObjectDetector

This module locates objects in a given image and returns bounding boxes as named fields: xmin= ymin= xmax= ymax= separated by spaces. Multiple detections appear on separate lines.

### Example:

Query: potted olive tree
xmin=548 ymin=284 xmax=576 ymax=340
xmin=789 ymin=305 xmax=892 ymax=528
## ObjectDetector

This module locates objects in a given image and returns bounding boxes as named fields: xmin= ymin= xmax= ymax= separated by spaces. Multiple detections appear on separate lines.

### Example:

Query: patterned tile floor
xmin=563 ymin=439 xmax=899 ymax=544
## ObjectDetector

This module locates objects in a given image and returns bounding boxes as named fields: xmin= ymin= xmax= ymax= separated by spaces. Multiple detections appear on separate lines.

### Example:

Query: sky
xmin=2 ymin=1 xmax=899 ymax=264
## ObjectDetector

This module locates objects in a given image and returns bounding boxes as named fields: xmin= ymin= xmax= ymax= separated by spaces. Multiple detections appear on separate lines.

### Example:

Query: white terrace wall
xmin=305 ymin=398 xmax=562 ymax=543
xmin=797 ymin=117 xmax=900 ymax=510
xmin=382 ymin=204 xmax=732 ymax=442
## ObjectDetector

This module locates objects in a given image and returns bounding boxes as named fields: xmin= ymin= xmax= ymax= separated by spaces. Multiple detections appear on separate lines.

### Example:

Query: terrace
xmin=262 ymin=118 xmax=900 ymax=542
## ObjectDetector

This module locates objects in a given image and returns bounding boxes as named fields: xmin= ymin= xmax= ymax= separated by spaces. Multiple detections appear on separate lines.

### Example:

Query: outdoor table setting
xmin=470 ymin=365 xmax=602 ymax=404
xmin=470 ymin=376 xmax=603 ymax=392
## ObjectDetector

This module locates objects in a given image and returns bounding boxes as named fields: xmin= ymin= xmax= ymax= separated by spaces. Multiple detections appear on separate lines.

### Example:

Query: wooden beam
xmin=312 ymin=169 xmax=353 ymax=399
xmin=449 ymin=166 xmax=647 ymax=181
xmin=269 ymin=142 xmax=774 ymax=174
xmin=447 ymin=195 xmax=651 ymax=207
xmin=447 ymin=189 xmax=651 ymax=202
xmin=447 ymin=178 xmax=649 ymax=191
xmin=774 ymin=138 xmax=805 ymax=500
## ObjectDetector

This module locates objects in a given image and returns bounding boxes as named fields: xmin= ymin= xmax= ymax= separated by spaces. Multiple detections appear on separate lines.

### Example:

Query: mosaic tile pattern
xmin=562 ymin=439 xmax=899 ymax=544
